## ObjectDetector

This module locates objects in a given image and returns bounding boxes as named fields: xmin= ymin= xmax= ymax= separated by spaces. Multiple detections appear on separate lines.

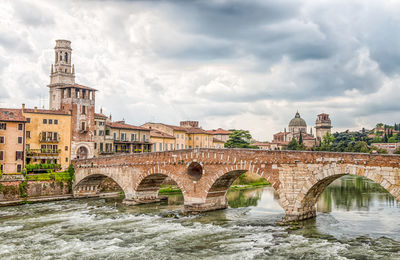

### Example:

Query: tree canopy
xmin=224 ymin=130 xmax=258 ymax=149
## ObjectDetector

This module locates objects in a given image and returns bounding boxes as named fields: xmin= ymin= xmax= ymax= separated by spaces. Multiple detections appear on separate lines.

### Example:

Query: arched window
xmin=65 ymin=52 xmax=68 ymax=63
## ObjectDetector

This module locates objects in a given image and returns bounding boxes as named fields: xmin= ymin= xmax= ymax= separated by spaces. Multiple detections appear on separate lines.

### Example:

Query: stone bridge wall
xmin=73 ymin=149 xmax=400 ymax=221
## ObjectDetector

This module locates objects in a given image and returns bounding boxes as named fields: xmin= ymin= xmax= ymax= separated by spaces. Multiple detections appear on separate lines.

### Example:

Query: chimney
xmin=34 ymin=106 xmax=38 ymax=112
xmin=100 ymin=107 xmax=103 ymax=114
xmin=22 ymin=103 xmax=25 ymax=112
xmin=110 ymin=114 xmax=112 ymax=120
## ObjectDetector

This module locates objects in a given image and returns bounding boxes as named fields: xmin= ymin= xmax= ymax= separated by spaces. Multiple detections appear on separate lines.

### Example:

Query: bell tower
xmin=49 ymin=40 xmax=75 ymax=110
xmin=315 ymin=113 xmax=332 ymax=145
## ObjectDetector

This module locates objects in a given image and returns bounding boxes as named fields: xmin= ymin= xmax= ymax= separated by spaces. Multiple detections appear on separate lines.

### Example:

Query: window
xmin=99 ymin=130 xmax=104 ymax=136
xmin=131 ymin=134 xmax=136 ymax=141
xmin=113 ymin=132 xmax=117 ymax=140
xmin=94 ymin=130 xmax=97 ymax=136
xmin=16 ymin=151 xmax=23 ymax=160
xmin=100 ymin=143 xmax=103 ymax=151
xmin=181 ymin=144 xmax=184 ymax=149
xmin=65 ymin=157 xmax=68 ymax=162
xmin=143 ymin=134 xmax=146 ymax=142
xmin=185 ymin=145 xmax=187 ymax=149
xmin=17 ymin=164 xmax=22 ymax=173
xmin=0 ymin=151 xmax=3 ymax=160
xmin=196 ymin=136 xmax=199 ymax=140
xmin=26 ymin=144 xmax=30 ymax=150
xmin=26 ymin=118 xmax=31 ymax=123
xmin=65 ymin=52 xmax=68 ymax=62
xmin=0 ymin=164 xmax=3 ymax=172
xmin=26 ymin=131 xmax=30 ymax=139
xmin=0 ymin=136 xmax=4 ymax=143
xmin=54 ymin=120 xmax=58 ymax=125
xmin=165 ymin=144 xmax=168 ymax=151
xmin=49 ymin=119 xmax=53 ymax=124
xmin=170 ymin=144 xmax=173 ymax=150
xmin=189 ymin=137 xmax=192 ymax=140
xmin=82 ymin=105 xmax=86 ymax=115
xmin=159 ymin=143 xmax=162 ymax=151
xmin=43 ymin=119 xmax=47 ymax=124
xmin=189 ymin=146 xmax=192 ymax=149
xmin=121 ymin=133 xmax=126 ymax=141
xmin=95 ymin=121 xmax=97 ymax=125
xmin=53 ymin=132 xmax=58 ymax=141
xmin=94 ymin=143 xmax=97 ymax=149
xmin=105 ymin=129 xmax=110 ymax=135
xmin=176 ymin=144 xmax=179 ymax=149
xmin=65 ymin=146 xmax=68 ymax=151
xmin=18 ymin=137 xmax=22 ymax=144
xmin=81 ymin=122 xmax=86 ymax=131
xmin=0 ymin=123 xmax=6 ymax=130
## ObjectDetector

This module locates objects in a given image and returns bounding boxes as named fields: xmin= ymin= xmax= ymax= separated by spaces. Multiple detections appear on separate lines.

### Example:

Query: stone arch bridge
xmin=72 ymin=149 xmax=400 ymax=221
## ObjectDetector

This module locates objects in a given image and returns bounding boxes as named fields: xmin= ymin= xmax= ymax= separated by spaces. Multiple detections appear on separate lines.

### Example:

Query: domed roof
xmin=289 ymin=112 xmax=307 ymax=127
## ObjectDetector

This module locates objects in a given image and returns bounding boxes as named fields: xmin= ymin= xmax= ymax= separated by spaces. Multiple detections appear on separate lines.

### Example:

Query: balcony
xmin=26 ymin=149 xmax=61 ymax=158
xmin=39 ymin=133 xmax=60 ymax=143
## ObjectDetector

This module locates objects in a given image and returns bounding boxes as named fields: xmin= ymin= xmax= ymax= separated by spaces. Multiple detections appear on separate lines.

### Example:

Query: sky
xmin=0 ymin=0 xmax=399 ymax=141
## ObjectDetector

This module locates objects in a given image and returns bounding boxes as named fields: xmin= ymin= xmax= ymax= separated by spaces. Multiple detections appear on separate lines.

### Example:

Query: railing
xmin=99 ymin=151 xmax=115 ymax=155
xmin=26 ymin=149 xmax=61 ymax=157
xmin=39 ymin=134 xmax=60 ymax=143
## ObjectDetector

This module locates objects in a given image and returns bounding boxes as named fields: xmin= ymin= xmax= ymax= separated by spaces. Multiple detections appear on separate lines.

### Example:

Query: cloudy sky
xmin=0 ymin=0 xmax=399 ymax=141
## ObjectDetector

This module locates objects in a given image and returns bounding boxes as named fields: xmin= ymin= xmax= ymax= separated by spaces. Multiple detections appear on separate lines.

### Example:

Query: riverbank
xmin=0 ymin=192 xmax=121 ymax=207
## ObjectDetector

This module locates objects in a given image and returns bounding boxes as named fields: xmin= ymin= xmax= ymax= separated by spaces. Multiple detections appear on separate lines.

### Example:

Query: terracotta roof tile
xmin=150 ymin=130 xmax=175 ymax=139
xmin=207 ymin=128 xmax=232 ymax=135
xmin=110 ymin=121 xmax=149 ymax=131
xmin=0 ymin=108 xmax=26 ymax=122
xmin=95 ymin=113 xmax=108 ymax=119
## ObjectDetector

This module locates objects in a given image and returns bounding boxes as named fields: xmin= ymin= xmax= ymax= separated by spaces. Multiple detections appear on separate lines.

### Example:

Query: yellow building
xmin=0 ymin=108 xmax=26 ymax=174
xmin=212 ymin=138 xmax=225 ymax=148
xmin=150 ymin=129 xmax=176 ymax=152
xmin=22 ymin=105 xmax=72 ymax=171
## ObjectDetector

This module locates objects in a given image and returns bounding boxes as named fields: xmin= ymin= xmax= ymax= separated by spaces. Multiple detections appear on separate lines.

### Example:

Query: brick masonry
xmin=73 ymin=148 xmax=400 ymax=221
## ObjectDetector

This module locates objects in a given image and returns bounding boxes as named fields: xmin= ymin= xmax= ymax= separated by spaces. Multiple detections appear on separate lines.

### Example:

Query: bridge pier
xmin=184 ymin=195 xmax=228 ymax=213
xmin=283 ymin=207 xmax=317 ymax=222
xmin=123 ymin=190 xmax=168 ymax=205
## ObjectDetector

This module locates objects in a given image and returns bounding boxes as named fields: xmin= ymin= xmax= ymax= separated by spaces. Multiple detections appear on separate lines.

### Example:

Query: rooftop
xmin=150 ymin=130 xmax=175 ymax=139
xmin=0 ymin=108 xmax=26 ymax=122
xmin=56 ymin=83 xmax=97 ymax=91
xmin=108 ymin=121 xmax=149 ymax=131
xmin=23 ymin=108 xmax=70 ymax=116
xmin=207 ymin=128 xmax=232 ymax=135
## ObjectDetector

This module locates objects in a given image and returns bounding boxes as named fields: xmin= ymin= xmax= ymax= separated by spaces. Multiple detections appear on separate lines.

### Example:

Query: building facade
xmin=23 ymin=106 xmax=72 ymax=170
xmin=315 ymin=113 xmax=332 ymax=145
xmin=142 ymin=121 xmax=215 ymax=150
xmin=106 ymin=121 xmax=151 ymax=154
xmin=150 ymin=130 xmax=176 ymax=152
xmin=0 ymin=108 xmax=26 ymax=174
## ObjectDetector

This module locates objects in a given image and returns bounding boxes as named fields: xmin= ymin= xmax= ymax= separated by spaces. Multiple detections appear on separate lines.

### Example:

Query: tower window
xmin=60 ymin=55 xmax=62 ymax=61
xmin=65 ymin=69 xmax=67 ymax=73
xmin=65 ymin=52 xmax=68 ymax=62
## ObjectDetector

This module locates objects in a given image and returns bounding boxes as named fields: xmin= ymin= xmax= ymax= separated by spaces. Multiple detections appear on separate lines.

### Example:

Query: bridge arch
xmin=73 ymin=172 xmax=126 ymax=198
xmin=290 ymin=165 xmax=400 ymax=221
xmin=190 ymin=165 xmax=281 ymax=213
xmin=132 ymin=170 xmax=188 ymax=204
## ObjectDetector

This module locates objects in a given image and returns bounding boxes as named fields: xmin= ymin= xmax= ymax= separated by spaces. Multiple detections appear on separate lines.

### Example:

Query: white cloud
xmin=0 ymin=0 xmax=399 ymax=141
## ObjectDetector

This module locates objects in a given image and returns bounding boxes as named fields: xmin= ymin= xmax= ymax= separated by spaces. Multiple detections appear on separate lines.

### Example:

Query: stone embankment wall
xmin=0 ymin=179 xmax=70 ymax=201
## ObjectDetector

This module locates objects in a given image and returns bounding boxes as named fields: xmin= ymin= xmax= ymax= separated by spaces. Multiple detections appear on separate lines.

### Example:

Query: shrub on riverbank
xmin=27 ymin=171 xmax=72 ymax=182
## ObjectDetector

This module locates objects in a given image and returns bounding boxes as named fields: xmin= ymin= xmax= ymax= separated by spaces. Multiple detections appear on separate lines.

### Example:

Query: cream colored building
xmin=142 ymin=121 xmax=215 ymax=149
xmin=106 ymin=120 xmax=151 ymax=153
xmin=150 ymin=130 xmax=176 ymax=152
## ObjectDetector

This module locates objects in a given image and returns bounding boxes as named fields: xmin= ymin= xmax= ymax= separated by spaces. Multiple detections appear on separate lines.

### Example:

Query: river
xmin=0 ymin=175 xmax=399 ymax=259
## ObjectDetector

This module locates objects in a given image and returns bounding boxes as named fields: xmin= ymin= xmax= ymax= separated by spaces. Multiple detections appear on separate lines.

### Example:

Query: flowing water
xmin=0 ymin=175 xmax=400 ymax=259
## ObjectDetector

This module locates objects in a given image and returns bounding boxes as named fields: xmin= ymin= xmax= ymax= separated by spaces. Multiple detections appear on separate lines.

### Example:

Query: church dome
xmin=289 ymin=112 xmax=307 ymax=127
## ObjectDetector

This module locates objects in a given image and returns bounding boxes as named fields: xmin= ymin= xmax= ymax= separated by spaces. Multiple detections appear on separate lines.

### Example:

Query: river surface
xmin=0 ymin=175 xmax=400 ymax=259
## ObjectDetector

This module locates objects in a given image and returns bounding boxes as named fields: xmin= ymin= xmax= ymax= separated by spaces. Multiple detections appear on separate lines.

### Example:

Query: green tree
xmin=320 ymin=132 xmax=335 ymax=151
xmin=287 ymin=138 xmax=298 ymax=150
xmin=224 ymin=130 xmax=258 ymax=149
